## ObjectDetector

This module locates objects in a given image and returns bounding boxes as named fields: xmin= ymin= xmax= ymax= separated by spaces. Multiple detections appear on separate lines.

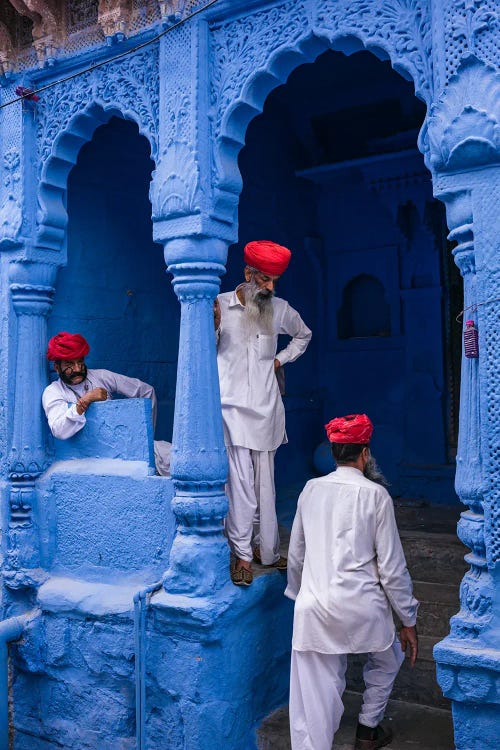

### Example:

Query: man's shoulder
xmin=301 ymin=471 xmax=388 ymax=498
xmin=272 ymin=295 xmax=288 ymax=309
xmin=42 ymin=379 xmax=60 ymax=398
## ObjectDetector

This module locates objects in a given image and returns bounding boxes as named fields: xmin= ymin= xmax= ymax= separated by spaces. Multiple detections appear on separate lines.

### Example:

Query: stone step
xmin=412 ymin=580 xmax=460 ymax=637
xmin=400 ymin=530 xmax=468 ymax=585
xmin=257 ymin=690 xmax=454 ymax=750
xmin=345 ymin=635 xmax=449 ymax=709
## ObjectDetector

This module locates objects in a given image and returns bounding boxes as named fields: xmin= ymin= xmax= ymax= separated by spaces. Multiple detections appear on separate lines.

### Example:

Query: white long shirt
xmin=285 ymin=466 xmax=418 ymax=654
xmin=42 ymin=369 xmax=157 ymax=440
xmin=217 ymin=288 xmax=312 ymax=451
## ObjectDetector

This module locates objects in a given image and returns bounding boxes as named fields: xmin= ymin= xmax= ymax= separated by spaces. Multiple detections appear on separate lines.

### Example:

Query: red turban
xmin=244 ymin=240 xmax=291 ymax=276
xmin=325 ymin=414 xmax=373 ymax=444
xmin=46 ymin=332 xmax=90 ymax=361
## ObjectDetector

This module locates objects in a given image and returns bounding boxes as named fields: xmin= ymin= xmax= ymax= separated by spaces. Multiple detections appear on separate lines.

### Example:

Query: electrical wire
xmin=0 ymin=0 xmax=220 ymax=110
xmin=456 ymin=298 xmax=500 ymax=323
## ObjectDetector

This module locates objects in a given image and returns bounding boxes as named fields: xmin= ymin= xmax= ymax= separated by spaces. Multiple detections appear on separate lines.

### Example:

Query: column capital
xmin=168 ymin=261 xmax=227 ymax=301
xmin=10 ymin=283 xmax=54 ymax=316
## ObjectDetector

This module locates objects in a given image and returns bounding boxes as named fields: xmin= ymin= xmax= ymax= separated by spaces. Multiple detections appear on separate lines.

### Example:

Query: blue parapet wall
xmin=53 ymin=398 xmax=156 ymax=468
xmin=37 ymin=398 xmax=175 ymax=578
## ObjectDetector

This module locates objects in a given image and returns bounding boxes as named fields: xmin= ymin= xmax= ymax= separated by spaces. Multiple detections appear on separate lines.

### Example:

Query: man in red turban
xmin=214 ymin=240 xmax=311 ymax=586
xmin=42 ymin=332 xmax=171 ymax=475
xmin=286 ymin=414 xmax=419 ymax=750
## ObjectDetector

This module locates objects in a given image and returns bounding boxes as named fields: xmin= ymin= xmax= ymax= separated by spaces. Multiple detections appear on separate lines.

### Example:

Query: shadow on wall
xmin=48 ymin=116 xmax=179 ymax=442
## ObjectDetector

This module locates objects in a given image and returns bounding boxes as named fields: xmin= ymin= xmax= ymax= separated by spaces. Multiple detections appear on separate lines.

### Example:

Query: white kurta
xmin=42 ymin=368 xmax=157 ymax=440
xmin=285 ymin=466 xmax=418 ymax=654
xmin=216 ymin=288 xmax=312 ymax=451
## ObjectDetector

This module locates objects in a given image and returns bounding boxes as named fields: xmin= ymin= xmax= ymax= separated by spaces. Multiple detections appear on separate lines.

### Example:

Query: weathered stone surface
xmin=257 ymin=690 xmax=454 ymax=750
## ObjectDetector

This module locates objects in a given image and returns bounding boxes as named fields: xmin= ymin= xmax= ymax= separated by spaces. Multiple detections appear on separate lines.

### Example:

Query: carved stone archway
xmin=35 ymin=46 xmax=159 ymax=252
xmin=207 ymin=2 xmax=432 ymax=226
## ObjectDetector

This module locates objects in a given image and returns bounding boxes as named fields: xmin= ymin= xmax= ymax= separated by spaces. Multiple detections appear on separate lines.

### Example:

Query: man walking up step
xmin=286 ymin=414 xmax=419 ymax=750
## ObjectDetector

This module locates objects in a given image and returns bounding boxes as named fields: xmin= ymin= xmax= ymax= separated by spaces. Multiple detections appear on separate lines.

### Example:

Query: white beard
xmin=363 ymin=454 xmax=389 ymax=487
xmin=243 ymin=280 xmax=275 ymax=335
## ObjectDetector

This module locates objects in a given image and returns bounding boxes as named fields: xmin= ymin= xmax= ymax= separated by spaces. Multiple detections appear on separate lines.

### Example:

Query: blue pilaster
xmin=4 ymin=262 xmax=56 ymax=592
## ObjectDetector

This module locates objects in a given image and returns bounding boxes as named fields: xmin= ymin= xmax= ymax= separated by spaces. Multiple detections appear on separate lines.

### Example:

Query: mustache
xmin=60 ymin=365 xmax=87 ymax=384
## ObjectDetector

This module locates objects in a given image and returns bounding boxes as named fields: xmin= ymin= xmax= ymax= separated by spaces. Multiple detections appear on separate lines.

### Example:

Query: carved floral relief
xmin=37 ymin=45 xmax=159 ymax=166
xmin=0 ymin=150 xmax=22 ymax=246
xmin=426 ymin=56 xmax=500 ymax=171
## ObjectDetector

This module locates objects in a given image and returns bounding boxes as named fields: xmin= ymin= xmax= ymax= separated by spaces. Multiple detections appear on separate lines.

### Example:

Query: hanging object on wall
xmin=464 ymin=319 xmax=479 ymax=358
xmin=15 ymin=86 xmax=40 ymax=103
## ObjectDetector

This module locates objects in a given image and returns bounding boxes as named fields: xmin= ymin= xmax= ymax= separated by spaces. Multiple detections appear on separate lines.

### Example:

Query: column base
xmin=434 ymin=636 xmax=500 ymax=750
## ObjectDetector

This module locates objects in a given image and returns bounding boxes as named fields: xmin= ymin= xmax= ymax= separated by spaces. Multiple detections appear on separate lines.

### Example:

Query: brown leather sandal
xmin=230 ymin=563 xmax=253 ymax=587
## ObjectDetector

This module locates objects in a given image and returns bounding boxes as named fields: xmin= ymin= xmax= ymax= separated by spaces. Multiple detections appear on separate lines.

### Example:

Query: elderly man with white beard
xmin=215 ymin=240 xmax=312 ymax=586
xmin=286 ymin=414 xmax=419 ymax=750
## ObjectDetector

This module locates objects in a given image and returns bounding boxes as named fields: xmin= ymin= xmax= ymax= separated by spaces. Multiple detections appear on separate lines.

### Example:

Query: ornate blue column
xmin=432 ymin=184 xmax=499 ymax=749
xmin=444 ymin=191 xmax=491 ymax=639
xmin=161 ymin=238 xmax=229 ymax=596
xmin=4 ymin=261 xmax=56 ymax=590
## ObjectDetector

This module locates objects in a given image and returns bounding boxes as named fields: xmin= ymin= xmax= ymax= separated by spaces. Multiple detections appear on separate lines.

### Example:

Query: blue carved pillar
xmin=4 ymin=262 xmax=56 ymax=590
xmin=160 ymin=238 xmax=229 ymax=595
xmin=424 ymin=55 xmax=500 ymax=748
xmin=443 ymin=191 xmax=491 ymax=637
xmin=432 ymin=183 xmax=500 ymax=748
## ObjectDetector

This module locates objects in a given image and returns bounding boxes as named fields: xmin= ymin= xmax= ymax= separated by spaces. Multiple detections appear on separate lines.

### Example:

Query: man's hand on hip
xmin=214 ymin=299 xmax=221 ymax=330
xmin=399 ymin=625 xmax=418 ymax=667
xmin=274 ymin=358 xmax=281 ymax=371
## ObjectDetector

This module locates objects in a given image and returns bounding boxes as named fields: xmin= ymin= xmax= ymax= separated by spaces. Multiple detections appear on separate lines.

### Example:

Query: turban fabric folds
xmin=47 ymin=332 xmax=90 ymax=361
xmin=325 ymin=414 xmax=373 ymax=444
xmin=244 ymin=240 xmax=291 ymax=276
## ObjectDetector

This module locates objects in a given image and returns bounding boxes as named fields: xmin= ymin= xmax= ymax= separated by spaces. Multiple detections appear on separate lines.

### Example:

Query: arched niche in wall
xmin=48 ymin=115 xmax=178 ymax=441
xmin=337 ymin=274 xmax=391 ymax=339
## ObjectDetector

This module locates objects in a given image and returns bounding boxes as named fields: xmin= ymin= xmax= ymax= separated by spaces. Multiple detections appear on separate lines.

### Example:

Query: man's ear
xmin=244 ymin=266 xmax=252 ymax=282
xmin=54 ymin=362 xmax=61 ymax=375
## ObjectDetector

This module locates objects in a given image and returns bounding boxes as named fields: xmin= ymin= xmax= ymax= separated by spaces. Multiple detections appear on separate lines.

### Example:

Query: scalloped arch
xmin=213 ymin=30 xmax=428 ymax=213
xmin=37 ymin=101 xmax=155 ymax=253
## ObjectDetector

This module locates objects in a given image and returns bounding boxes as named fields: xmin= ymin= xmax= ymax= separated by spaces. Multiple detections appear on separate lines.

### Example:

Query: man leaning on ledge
xmin=42 ymin=331 xmax=171 ymax=475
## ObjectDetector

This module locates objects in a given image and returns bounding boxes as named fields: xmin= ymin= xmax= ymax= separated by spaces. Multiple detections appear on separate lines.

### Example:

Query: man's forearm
xmin=47 ymin=404 xmax=86 ymax=439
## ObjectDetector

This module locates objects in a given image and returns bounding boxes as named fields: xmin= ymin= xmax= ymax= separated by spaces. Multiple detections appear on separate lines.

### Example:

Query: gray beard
xmin=363 ymin=455 xmax=389 ymax=487
xmin=243 ymin=281 xmax=275 ymax=335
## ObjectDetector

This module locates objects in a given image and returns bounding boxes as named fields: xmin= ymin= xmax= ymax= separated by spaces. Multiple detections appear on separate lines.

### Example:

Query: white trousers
xmin=225 ymin=445 xmax=280 ymax=564
xmin=289 ymin=635 xmax=405 ymax=750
